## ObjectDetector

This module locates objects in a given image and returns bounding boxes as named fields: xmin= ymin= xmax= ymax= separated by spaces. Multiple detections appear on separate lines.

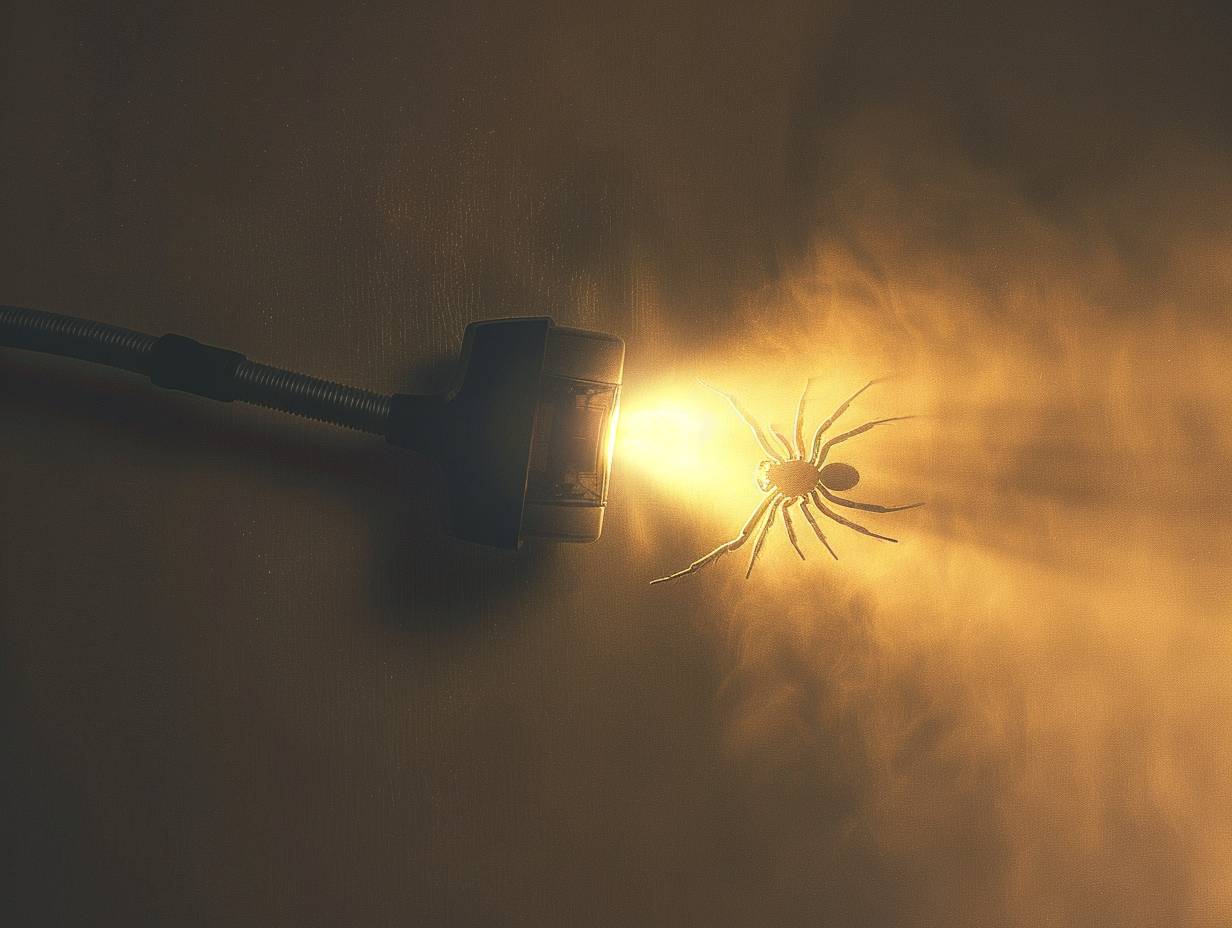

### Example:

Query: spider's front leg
xmin=815 ymin=415 xmax=916 ymax=466
xmin=650 ymin=493 xmax=780 ymax=584
xmin=809 ymin=379 xmax=885 ymax=463
xmin=770 ymin=425 xmax=795 ymax=460
xmin=700 ymin=382 xmax=786 ymax=463
xmin=792 ymin=379 xmax=815 ymax=459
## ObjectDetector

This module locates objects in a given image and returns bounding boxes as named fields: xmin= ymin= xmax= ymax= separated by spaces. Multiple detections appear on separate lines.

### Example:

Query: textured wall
xmin=3 ymin=1 xmax=1232 ymax=925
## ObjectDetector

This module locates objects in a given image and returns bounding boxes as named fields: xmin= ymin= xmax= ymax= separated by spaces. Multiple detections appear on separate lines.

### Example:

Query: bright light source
xmin=619 ymin=404 xmax=711 ymax=473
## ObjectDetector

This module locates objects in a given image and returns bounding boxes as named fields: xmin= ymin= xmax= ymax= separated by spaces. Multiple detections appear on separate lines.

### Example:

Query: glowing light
xmin=603 ymin=391 xmax=621 ymax=491
xmin=614 ymin=390 xmax=754 ymax=507
xmin=618 ymin=404 xmax=710 ymax=473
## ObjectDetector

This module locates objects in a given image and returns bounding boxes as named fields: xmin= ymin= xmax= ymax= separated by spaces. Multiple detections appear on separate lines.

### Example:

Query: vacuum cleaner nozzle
xmin=385 ymin=318 xmax=624 ymax=549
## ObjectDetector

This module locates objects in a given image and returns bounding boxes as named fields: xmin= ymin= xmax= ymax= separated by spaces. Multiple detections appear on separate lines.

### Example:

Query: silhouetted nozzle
xmin=385 ymin=318 xmax=624 ymax=548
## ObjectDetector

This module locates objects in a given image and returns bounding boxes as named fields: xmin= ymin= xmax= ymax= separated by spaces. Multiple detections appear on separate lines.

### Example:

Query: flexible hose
xmin=230 ymin=360 xmax=391 ymax=433
xmin=0 ymin=304 xmax=157 ymax=373
xmin=1 ymin=304 xmax=392 ymax=435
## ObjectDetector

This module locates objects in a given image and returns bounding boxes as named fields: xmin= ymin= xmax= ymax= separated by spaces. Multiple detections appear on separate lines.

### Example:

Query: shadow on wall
xmin=0 ymin=352 xmax=558 ymax=630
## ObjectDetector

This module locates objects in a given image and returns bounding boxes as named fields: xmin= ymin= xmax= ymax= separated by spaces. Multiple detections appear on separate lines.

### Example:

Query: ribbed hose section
xmin=2 ymin=305 xmax=393 ymax=435
xmin=230 ymin=360 xmax=392 ymax=435
xmin=0 ymin=305 xmax=157 ymax=374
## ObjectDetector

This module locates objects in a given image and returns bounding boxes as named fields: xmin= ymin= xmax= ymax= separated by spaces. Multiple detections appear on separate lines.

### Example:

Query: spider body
xmin=651 ymin=379 xmax=923 ymax=584
xmin=758 ymin=458 xmax=822 ymax=497
xmin=758 ymin=458 xmax=861 ymax=497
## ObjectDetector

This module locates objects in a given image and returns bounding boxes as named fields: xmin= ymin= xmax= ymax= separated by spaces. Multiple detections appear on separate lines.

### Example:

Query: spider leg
xmin=793 ymin=378 xmax=816 ymax=458
xmin=808 ymin=379 xmax=885 ymax=463
xmin=798 ymin=496 xmax=839 ymax=560
xmin=818 ymin=487 xmax=925 ymax=513
xmin=769 ymin=424 xmax=796 ymax=460
xmin=700 ymin=381 xmax=785 ymax=462
xmin=815 ymin=416 xmax=917 ymax=466
xmin=746 ymin=496 xmax=783 ymax=578
xmin=649 ymin=494 xmax=778 ymax=584
xmin=781 ymin=498 xmax=806 ymax=560
xmin=811 ymin=491 xmax=898 ymax=543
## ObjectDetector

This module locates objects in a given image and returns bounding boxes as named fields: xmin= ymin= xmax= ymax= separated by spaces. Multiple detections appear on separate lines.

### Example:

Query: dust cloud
xmin=618 ymin=3 xmax=1232 ymax=923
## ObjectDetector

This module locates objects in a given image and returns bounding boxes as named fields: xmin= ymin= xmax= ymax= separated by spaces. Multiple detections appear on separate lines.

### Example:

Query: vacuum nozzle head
xmin=386 ymin=318 xmax=624 ymax=549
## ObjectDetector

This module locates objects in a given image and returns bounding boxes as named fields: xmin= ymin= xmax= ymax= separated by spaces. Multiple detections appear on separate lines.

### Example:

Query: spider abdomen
xmin=766 ymin=459 xmax=820 ymax=497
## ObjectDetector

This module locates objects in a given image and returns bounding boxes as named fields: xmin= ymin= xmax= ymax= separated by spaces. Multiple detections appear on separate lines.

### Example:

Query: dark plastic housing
xmin=385 ymin=318 xmax=624 ymax=548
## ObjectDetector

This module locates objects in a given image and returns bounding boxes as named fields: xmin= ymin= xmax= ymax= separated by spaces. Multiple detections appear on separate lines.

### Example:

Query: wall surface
xmin=4 ymin=2 xmax=1232 ymax=925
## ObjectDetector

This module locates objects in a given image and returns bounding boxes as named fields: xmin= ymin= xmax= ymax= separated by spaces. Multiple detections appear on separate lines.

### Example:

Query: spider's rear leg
xmin=811 ymin=491 xmax=897 ymax=543
xmin=746 ymin=496 xmax=783 ymax=579
xmin=819 ymin=487 xmax=925 ymax=514
xmin=798 ymin=496 xmax=838 ymax=560
xmin=781 ymin=498 xmax=806 ymax=561
xmin=649 ymin=494 xmax=779 ymax=584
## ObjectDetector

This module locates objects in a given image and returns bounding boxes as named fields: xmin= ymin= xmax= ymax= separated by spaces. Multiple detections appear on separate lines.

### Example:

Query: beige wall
xmin=3 ymin=2 xmax=1231 ymax=924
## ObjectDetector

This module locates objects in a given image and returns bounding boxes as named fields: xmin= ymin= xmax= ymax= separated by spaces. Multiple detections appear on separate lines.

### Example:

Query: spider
xmin=650 ymin=378 xmax=922 ymax=584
